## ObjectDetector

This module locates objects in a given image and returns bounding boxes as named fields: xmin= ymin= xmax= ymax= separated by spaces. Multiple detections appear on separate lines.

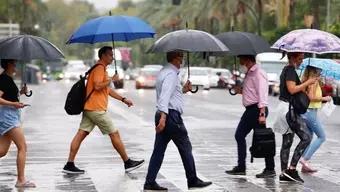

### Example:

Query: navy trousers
xmin=145 ymin=109 xmax=197 ymax=184
xmin=235 ymin=104 xmax=275 ymax=170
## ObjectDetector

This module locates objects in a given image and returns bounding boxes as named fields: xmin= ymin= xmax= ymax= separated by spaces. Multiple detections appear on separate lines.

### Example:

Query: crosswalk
xmin=1 ymin=82 xmax=340 ymax=192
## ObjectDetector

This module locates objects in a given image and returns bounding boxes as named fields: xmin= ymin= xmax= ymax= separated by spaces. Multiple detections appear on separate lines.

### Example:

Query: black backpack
xmin=64 ymin=64 xmax=102 ymax=115
xmin=249 ymin=124 xmax=276 ymax=163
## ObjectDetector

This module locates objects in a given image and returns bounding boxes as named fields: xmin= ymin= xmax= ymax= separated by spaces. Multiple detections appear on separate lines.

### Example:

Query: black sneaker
xmin=143 ymin=182 xmax=168 ymax=191
xmin=225 ymin=166 xmax=246 ymax=175
xmin=124 ymin=158 xmax=145 ymax=173
xmin=279 ymin=173 xmax=293 ymax=182
xmin=62 ymin=162 xmax=85 ymax=174
xmin=256 ymin=169 xmax=276 ymax=178
xmin=188 ymin=178 xmax=212 ymax=190
xmin=283 ymin=169 xmax=304 ymax=183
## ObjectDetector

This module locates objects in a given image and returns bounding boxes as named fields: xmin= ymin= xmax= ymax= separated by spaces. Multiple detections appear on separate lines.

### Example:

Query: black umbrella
xmin=148 ymin=29 xmax=229 ymax=93
xmin=0 ymin=35 xmax=65 ymax=96
xmin=0 ymin=35 xmax=64 ymax=61
xmin=213 ymin=31 xmax=272 ymax=95
xmin=215 ymin=31 xmax=272 ymax=56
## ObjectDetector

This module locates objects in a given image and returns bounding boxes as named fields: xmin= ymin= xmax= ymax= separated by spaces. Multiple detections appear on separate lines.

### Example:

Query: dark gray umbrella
xmin=0 ymin=35 xmax=64 ymax=61
xmin=215 ymin=31 xmax=272 ymax=56
xmin=148 ymin=29 xmax=229 ymax=93
xmin=0 ymin=35 xmax=64 ymax=97
xmin=148 ymin=29 xmax=229 ymax=53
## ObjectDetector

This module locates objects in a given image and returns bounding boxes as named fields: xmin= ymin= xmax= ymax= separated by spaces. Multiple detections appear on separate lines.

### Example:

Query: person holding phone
xmin=299 ymin=66 xmax=331 ymax=172
xmin=276 ymin=52 xmax=317 ymax=183
xmin=0 ymin=59 xmax=36 ymax=188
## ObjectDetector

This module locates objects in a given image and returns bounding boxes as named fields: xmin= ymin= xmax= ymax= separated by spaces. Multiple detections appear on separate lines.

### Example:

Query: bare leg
xmin=6 ymin=128 xmax=27 ymax=184
xmin=0 ymin=134 xmax=11 ymax=158
xmin=109 ymin=131 xmax=128 ymax=161
xmin=67 ymin=130 xmax=89 ymax=162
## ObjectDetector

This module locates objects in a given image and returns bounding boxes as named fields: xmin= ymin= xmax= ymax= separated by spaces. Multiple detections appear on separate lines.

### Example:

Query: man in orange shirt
xmin=63 ymin=46 xmax=144 ymax=174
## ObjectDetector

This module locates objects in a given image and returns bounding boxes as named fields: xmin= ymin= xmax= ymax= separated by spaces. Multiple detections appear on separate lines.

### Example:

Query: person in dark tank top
xmin=0 ymin=59 xmax=36 ymax=188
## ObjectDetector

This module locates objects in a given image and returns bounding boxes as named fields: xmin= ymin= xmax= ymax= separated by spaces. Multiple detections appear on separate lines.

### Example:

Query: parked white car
xmin=181 ymin=67 xmax=210 ymax=90
xmin=143 ymin=64 xmax=163 ymax=70
xmin=63 ymin=60 xmax=88 ymax=81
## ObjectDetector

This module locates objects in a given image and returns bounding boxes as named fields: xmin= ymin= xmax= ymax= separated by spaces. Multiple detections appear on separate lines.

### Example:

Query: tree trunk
xmin=257 ymin=0 xmax=263 ymax=35
xmin=288 ymin=0 xmax=295 ymax=28
xmin=311 ymin=0 xmax=320 ymax=29
xmin=276 ymin=0 xmax=290 ymax=28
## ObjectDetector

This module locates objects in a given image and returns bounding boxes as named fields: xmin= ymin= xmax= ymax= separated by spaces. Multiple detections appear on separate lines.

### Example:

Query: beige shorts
xmin=79 ymin=111 xmax=117 ymax=135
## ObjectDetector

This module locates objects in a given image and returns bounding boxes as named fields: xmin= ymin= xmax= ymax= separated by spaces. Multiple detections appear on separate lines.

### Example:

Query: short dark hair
xmin=287 ymin=52 xmax=303 ymax=60
xmin=237 ymin=55 xmax=255 ymax=62
xmin=166 ymin=51 xmax=183 ymax=62
xmin=1 ymin=59 xmax=15 ymax=70
xmin=98 ymin=46 xmax=113 ymax=59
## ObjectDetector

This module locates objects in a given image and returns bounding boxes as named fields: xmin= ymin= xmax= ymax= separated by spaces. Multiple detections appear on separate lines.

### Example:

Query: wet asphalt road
xmin=0 ymin=80 xmax=340 ymax=192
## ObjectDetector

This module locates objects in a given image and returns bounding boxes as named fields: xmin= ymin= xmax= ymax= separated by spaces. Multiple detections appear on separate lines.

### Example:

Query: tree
xmin=43 ymin=0 xmax=99 ymax=59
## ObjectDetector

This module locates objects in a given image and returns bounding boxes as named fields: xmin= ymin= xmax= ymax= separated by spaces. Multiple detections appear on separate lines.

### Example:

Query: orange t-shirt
xmin=84 ymin=63 xmax=109 ymax=111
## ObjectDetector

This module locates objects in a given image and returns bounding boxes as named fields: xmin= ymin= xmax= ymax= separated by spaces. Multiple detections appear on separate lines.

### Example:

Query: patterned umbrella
xmin=272 ymin=29 xmax=340 ymax=54
xmin=300 ymin=58 xmax=340 ymax=80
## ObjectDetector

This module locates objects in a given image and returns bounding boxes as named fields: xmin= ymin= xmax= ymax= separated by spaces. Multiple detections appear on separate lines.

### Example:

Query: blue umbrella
xmin=300 ymin=58 xmax=340 ymax=80
xmin=67 ymin=15 xmax=155 ymax=43
xmin=67 ymin=14 xmax=155 ymax=73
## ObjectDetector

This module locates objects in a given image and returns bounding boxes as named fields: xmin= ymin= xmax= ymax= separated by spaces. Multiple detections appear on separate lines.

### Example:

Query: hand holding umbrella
xmin=148 ymin=25 xmax=229 ymax=93
xmin=20 ymin=83 xmax=32 ymax=97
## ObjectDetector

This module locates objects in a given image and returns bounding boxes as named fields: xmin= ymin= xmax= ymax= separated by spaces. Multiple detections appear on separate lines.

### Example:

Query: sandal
xmin=15 ymin=180 xmax=36 ymax=188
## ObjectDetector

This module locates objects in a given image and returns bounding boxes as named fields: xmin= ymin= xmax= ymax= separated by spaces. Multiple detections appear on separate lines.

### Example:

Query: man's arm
xmin=255 ymin=71 xmax=268 ymax=124
xmin=92 ymin=66 xmax=119 ymax=91
xmin=157 ymin=73 xmax=178 ymax=114
xmin=109 ymin=88 xmax=133 ymax=107
xmin=156 ymin=72 xmax=177 ymax=133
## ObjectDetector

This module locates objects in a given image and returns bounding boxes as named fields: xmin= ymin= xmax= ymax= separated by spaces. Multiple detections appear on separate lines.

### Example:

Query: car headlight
xmin=137 ymin=77 xmax=145 ymax=83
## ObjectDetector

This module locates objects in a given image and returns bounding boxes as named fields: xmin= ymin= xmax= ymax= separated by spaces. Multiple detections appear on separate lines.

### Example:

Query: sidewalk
xmin=1 ymin=81 xmax=340 ymax=192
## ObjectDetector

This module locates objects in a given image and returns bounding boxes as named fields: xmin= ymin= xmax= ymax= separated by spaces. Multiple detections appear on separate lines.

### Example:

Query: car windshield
xmin=261 ymin=62 xmax=285 ymax=74
xmin=141 ymin=70 xmax=159 ymax=76
xmin=213 ymin=70 xmax=231 ymax=77
xmin=191 ymin=69 xmax=208 ymax=76
xmin=65 ymin=65 xmax=87 ymax=72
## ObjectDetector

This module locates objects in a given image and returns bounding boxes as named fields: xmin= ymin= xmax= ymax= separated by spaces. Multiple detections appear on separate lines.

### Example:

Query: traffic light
xmin=172 ymin=0 xmax=181 ymax=5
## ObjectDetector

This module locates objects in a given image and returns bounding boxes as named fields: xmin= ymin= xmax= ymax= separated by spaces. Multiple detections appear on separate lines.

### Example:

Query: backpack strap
xmin=85 ymin=63 xmax=105 ymax=78
xmin=84 ymin=64 xmax=106 ymax=102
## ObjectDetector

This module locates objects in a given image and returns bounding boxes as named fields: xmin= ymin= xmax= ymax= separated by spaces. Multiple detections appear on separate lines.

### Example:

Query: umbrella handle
xmin=25 ymin=90 xmax=33 ymax=97
xmin=228 ymin=88 xmax=237 ymax=96
xmin=190 ymin=86 xmax=199 ymax=93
